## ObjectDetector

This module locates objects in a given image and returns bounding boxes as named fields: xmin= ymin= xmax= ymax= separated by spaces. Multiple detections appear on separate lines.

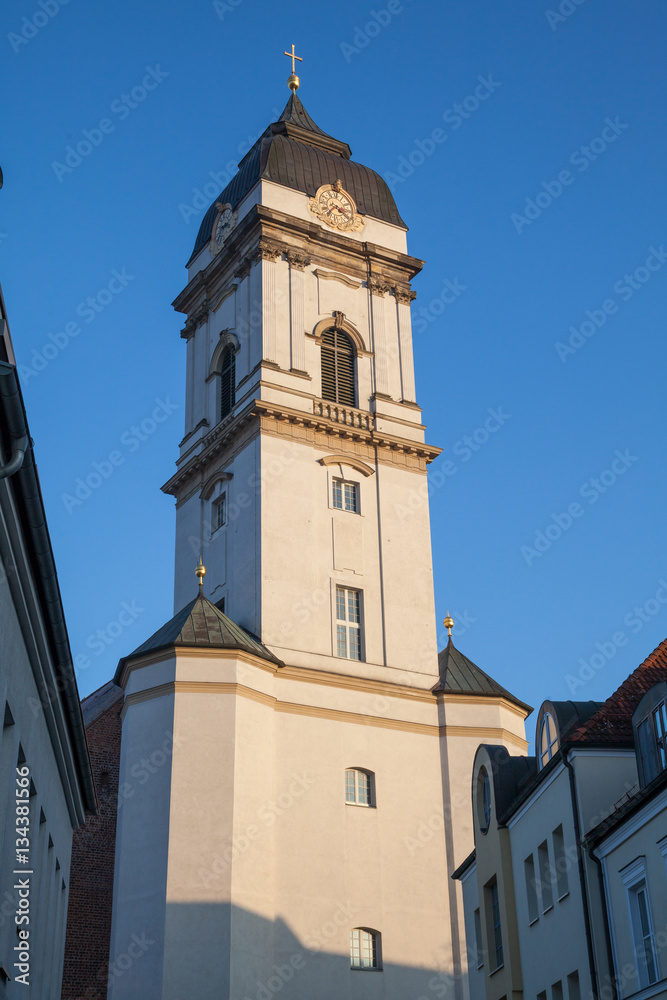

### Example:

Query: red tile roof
xmin=569 ymin=638 xmax=667 ymax=744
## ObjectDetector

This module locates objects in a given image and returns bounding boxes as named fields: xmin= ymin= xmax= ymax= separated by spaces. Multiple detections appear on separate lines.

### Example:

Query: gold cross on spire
xmin=283 ymin=43 xmax=302 ymax=93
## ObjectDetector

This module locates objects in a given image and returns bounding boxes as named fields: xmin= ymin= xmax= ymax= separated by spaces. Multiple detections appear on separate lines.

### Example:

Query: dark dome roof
xmin=189 ymin=94 xmax=405 ymax=262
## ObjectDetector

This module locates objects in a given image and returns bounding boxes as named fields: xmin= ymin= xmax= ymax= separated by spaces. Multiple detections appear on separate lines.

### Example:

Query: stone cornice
xmin=173 ymin=203 xmax=424 ymax=322
xmin=285 ymin=249 xmax=312 ymax=270
xmin=162 ymin=397 xmax=441 ymax=497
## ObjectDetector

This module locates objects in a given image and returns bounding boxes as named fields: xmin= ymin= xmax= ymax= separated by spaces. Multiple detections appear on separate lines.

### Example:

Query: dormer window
xmin=539 ymin=712 xmax=559 ymax=768
xmin=634 ymin=683 xmax=667 ymax=787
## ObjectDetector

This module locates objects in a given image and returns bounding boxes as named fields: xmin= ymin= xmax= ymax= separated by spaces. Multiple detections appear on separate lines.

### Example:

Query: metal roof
xmin=189 ymin=93 xmax=405 ymax=262
xmin=434 ymin=639 xmax=532 ymax=713
xmin=115 ymin=593 xmax=283 ymax=680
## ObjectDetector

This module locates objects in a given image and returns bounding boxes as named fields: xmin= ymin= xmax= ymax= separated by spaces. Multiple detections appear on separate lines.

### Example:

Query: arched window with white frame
xmin=345 ymin=768 xmax=374 ymax=807
xmin=350 ymin=928 xmax=381 ymax=970
xmin=539 ymin=712 xmax=559 ymax=768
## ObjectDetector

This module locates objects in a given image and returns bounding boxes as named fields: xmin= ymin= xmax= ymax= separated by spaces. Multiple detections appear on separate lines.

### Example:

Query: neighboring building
xmin=65 ymin=79 xmax=532 ymax=1000
xmin=61 ymin=682 xmax=123 ymax=1000
xmin=0 ymin=281 xmax=96 ymax=998
xmin=453 ymin=638 xmax=667 ymax=1000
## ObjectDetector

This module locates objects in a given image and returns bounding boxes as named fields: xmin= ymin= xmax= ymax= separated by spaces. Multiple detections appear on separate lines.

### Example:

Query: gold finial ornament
xmin=195 ymin=558 xmax=206 ymax=590
xmin=443 ymin=611 xmax=455 ymax=638
xmin=283 ymin=43 xmax=303 ymax=92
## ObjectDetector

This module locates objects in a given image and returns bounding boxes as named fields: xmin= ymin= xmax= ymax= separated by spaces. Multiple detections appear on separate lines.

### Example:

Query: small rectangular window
xmin=485 ymin=880 xmax=503 ymax=971
xmin=332 ymin=479 xmax=359 ymax=513
xmin=473 ymin=907 xmax=484 ymax=968
xmin=567 ymin=971 xmax=581 ymax=1000
xmin=552 ymin=825 xmax=569 ymax=900
xmin=336 ymin=587 xmax=362 ymax=660
xmin=538 ymin=991 xmax=547 ymax=1000
xmin=345 ymin=769 xmax=372 ymax=806
xmin=552 ymin=981 xmax=563 ymax=1000
xmin=538 ymin=840 xmax=553 ymax=911
xmin=628 ymin=881 xmax=659 ymax=987
xmin=350 ymin=928 xmax=380 ymax=970
xmin=212 ymin=493 xmax=226 ymax=531
xmin=524 ymin=854 xmax=539 ymax=923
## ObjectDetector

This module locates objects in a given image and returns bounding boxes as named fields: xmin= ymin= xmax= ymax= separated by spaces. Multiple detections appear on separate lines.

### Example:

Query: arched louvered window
xmin=321 ymin=328 xmax=356 ymax=406
xmin=219 ymin=347 xmax=235 ymax=421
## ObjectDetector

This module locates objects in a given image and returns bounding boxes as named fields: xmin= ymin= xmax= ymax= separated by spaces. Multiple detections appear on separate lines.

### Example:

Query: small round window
xmin=477 ymin=767 xmax=491 ymax=834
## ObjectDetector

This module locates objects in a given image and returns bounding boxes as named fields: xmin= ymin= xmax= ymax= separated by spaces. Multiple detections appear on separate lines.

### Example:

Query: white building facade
xmin=0 ymin=285 xmax=95 ymax=999
xmin=106 ymin=87 xmax=530 ymax=1000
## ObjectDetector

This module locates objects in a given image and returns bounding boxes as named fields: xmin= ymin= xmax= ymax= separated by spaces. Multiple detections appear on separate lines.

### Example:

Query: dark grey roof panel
xmin=189 ymin=95 xmax=405 ymax=262
xmin=115 ymin=594 xmax=283 ymax=680
xmin=435 ymin=639 xmax=532 ymax=714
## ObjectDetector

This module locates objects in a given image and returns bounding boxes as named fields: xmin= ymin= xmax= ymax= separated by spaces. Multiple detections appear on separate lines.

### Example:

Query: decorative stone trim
xmin=234 ymin=261 xmax=251 ymax=281
xmin=180 ymin=317 xmax=197 ymax=340
xmin=318 ymin=454 xmax=375 ymax=477
xmin=194 ymin=300 xmax=210 ymax=327
xmin=314 ymin=268 xmax=362 ymax=289
xmin=367 ymin=276 xmax=391 ymax=297
xmin=162 ymin=398 xmax=441 ymax=498
xmin=311 ymin=314 xmax=371 ymax=355
xmin=249 ymin=239 xmax=282 ymax=263
xmin=200 ymin=469 xmax=234 ymax=500
xmin=285 ymin=249 xmax=311 ymax=270
xmin=394 ymin=287 xmax=416 ymax=304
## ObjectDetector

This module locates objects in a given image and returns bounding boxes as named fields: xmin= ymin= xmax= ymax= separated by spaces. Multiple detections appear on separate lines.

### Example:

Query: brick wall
xmin=61 ymin=685 xmax=123 ymax=1000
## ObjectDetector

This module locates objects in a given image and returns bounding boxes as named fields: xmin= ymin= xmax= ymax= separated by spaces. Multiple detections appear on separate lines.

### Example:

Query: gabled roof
xmin=570 ymin=637 xmax=667 ymax=745
xmin=115 ymin=593 xmax=283 ymax=681
xmin=433 ymin=639 xmax=532 ymax=714
xmin=189 ymin=92 xmax=405 ymax=262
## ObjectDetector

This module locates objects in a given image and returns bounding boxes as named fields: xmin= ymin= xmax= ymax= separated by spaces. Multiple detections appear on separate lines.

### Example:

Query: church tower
xmin=106 ymin=60 xmax=530 ymax=1000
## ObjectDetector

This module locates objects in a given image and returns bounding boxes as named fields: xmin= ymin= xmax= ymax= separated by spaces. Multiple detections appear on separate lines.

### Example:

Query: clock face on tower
xmin=209 ymin=202 xmax=238 ymax=256
xmin=309 ymin=181 xmax=364 ymax=233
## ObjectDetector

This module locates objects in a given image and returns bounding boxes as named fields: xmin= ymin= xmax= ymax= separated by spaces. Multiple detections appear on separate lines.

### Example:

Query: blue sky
xmin=1 ymin=0 xmax=665 ymax=726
